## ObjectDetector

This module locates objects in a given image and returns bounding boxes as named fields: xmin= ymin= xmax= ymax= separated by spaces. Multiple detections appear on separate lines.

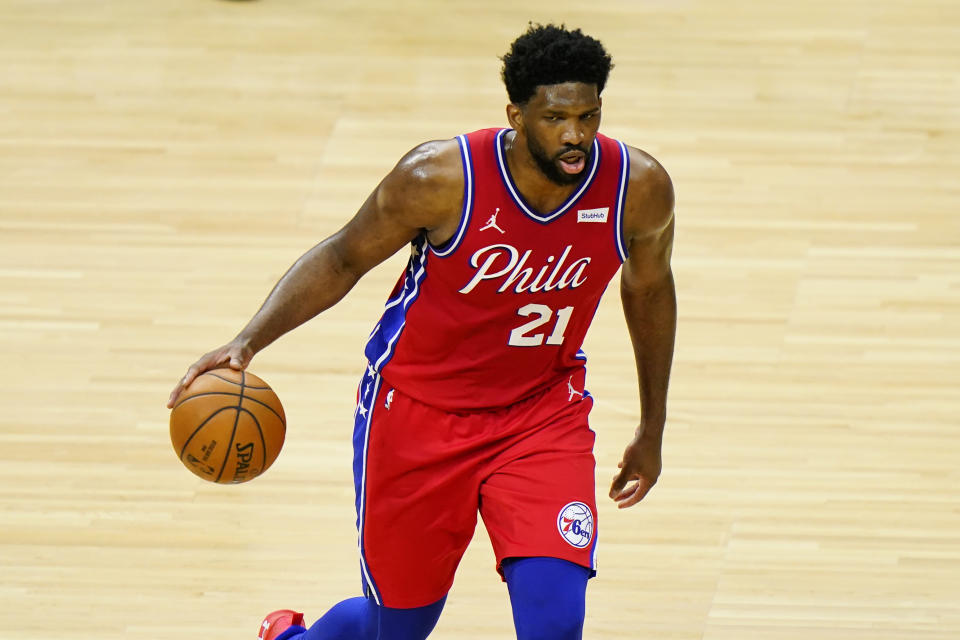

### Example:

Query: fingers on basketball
xmin=169 ymin=350 xmax=242 ymax=407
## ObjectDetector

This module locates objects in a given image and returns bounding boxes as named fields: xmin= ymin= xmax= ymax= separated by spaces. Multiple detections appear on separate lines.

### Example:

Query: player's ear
xmin=506 ymin=103 xmax=523 ymax=131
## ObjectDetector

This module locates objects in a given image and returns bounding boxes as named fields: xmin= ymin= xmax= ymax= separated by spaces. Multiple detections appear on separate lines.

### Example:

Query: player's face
xmin=516 ymin=82 xmax=602 ymax=186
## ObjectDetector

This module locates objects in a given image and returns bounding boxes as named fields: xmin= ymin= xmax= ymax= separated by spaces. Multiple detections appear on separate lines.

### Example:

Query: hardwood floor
xmin=1 ymin=1 xmax=957 ymax=638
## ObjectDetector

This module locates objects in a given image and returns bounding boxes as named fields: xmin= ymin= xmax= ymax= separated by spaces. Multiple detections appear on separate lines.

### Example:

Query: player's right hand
xmin=166 ymin=340 xmax=253 ymax=408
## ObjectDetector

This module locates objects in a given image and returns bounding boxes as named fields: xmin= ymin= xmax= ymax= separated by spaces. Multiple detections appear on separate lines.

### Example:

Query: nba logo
xmin=557 ymin=501 xmax=594 ymax=548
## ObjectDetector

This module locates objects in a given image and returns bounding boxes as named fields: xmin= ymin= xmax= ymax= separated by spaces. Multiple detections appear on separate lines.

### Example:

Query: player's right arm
xmin=167 ymin=139 xmax=465 ymax=407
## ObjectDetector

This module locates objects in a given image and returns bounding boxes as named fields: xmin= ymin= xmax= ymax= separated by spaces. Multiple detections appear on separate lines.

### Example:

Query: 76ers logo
xmin=557 ymin=501 xmax=594 ymax=549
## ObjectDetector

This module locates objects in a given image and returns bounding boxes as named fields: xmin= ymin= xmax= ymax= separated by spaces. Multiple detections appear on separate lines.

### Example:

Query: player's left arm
xmin=608 ymin=146 xmax=677 ymax=509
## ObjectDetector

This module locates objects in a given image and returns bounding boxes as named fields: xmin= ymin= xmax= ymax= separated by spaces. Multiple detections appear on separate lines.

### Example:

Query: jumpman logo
xmin=480 ymin=208 xmax=505 ymax=233
xmin=567 ymin=376 xmax=583 ymax=402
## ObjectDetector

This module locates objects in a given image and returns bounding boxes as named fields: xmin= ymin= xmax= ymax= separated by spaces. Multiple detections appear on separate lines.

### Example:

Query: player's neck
xmin=504 ymin=131 xmax=580 ymax=215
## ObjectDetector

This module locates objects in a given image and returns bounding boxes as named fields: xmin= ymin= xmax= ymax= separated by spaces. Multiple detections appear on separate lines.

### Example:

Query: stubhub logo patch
xmin=577 ymin=207 xmax=609 ymax=223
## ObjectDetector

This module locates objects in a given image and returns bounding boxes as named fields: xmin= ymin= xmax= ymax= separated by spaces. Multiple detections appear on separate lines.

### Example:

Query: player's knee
xmin=377 ymin=595 xmax=446 ymax=640
xmin=306 ymin=595 xmax=445 ymax=640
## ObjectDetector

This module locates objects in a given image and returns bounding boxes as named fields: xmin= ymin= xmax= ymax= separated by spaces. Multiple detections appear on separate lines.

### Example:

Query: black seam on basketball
xmin=173 ymin=391 xmax=243 ymax=410
xmin=174 ymin=392 xmax=284 ymax=422
xmin=205 ymin=371 xmax=270 ymax=390
xmin=178 ymin=406 xmax=238 ymax=461
xmin=215 ymin=372 xmax=246 ymax=482
xmin=239 ymin=394 xmax=284 ymax=422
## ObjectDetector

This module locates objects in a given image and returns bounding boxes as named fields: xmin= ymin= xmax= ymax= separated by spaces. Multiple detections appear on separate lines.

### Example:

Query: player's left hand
xmin=609 ymin=429 xmax=662 ymax=509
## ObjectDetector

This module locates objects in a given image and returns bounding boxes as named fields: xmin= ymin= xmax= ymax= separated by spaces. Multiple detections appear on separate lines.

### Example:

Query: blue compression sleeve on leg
xmin=295 ymin=595 xmax=445 ymax=640
xmin=503 ymin=557 xmax=590 ymax=640
xmin=272 ymin=627 xmax=308 ymax=640
xmin=376 ymin=597 xmax=446 ymax=640
xmin=303 ymin=597 xmax=375 ymax=639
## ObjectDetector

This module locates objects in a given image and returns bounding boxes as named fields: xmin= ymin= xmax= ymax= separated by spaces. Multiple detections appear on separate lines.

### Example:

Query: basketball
xmin=169 ymin=368 xmax=286 ymax=484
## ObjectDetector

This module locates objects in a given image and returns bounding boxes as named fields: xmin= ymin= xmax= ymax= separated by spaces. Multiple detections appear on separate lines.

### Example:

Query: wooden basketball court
xmin=1 ymin=1 xmax=957 ymax=638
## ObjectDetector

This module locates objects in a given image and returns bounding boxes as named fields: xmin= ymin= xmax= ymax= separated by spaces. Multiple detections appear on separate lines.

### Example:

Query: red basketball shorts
xmin=350 ymin=365 xmax=598 ymax=609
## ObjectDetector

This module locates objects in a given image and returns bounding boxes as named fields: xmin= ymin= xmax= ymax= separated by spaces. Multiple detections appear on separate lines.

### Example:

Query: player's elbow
xmin=621 ymin=262 xmax=674 ymax=298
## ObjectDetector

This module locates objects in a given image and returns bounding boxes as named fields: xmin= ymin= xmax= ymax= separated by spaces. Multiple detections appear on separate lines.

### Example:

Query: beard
xmin=526 ymin=134 xmax=591 ymax=186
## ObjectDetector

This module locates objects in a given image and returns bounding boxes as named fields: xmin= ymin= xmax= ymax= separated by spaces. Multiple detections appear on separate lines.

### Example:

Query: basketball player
xmin=168 ymin=24 xmax=675 ymax=640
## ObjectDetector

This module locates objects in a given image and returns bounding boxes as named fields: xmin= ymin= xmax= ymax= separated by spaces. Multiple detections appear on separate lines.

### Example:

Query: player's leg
xmin=503 ymin=557 xmax=590 ymax=640
xmin=479 ymin=372 xmax=599 ymax=638
xmin=353 ymin=372 xmax=480 ymax=609
xmin=263 ymin=595 xmax=446 ymax=640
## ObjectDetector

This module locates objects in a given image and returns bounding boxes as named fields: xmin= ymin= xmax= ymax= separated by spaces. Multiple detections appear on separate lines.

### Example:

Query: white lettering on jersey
xmin=458 ymin=244 xmax=591 ymax=294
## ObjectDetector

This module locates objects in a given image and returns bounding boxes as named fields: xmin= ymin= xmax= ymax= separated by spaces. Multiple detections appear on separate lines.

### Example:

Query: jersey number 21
xmin=508 ymin=303 xmax=574 ymax=347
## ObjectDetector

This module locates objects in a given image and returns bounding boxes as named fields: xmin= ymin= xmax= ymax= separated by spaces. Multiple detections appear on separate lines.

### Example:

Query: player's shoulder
xmin=390 ymin=138 xmax=464 ymax=190
xmin=377 ymin=138 xmax=465 ymax=223
xmin=621 ymin=143 xmax=674 ymax=238
xmin=624 ymin=145 xmax=673 ymax=213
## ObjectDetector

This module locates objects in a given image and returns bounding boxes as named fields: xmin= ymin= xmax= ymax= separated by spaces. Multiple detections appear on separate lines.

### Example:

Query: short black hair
xmin=501 ymin=23 xmax=613 ymax=105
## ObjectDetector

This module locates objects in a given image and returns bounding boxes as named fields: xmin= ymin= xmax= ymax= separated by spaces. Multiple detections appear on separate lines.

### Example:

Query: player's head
xmin=501 ymin=24 xmax=613 ymax=185
xmin=501 ymin=24 xmax=613 ymax=105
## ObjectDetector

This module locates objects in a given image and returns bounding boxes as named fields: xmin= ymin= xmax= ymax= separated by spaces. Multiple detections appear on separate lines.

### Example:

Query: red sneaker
xmin=257 ymin=609 xmax=306 ymax=640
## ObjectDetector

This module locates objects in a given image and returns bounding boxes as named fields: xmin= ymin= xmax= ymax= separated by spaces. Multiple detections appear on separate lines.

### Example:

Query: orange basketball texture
xmin=169 ymin=369 xmax=285 ymax=483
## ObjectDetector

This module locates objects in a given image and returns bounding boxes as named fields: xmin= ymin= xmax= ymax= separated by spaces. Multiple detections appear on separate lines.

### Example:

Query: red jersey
xmin=364 ymin=128 xmax=630 ymax=411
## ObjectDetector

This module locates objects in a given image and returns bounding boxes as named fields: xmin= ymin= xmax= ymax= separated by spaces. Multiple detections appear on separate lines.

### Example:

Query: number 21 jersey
xmin=365 ymin=128 xmax=630 ymax=411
